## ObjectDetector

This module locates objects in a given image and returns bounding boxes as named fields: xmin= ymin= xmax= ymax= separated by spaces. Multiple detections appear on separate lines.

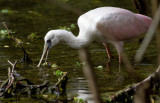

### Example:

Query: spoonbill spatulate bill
xmin=37 ymin=7 xmax=152 ymax=67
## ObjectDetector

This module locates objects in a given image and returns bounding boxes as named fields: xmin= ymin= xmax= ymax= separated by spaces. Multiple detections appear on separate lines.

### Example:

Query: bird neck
xmin=60 ymin=31 xmax=91 ymax=49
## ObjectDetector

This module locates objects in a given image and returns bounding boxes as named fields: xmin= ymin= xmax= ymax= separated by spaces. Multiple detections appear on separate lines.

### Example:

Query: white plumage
xmin=37 ymin=7 xmax=152 ymax=67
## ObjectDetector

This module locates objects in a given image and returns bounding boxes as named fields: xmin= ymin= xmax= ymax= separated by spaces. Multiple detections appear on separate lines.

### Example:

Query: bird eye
xmin=46 ymin=39 xmax=51 ymax=47
xmin=47 ymin=39 xmax=51 ymax=43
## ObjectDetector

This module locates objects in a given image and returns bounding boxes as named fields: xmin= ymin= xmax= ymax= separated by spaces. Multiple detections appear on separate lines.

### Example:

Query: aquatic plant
xmin=74 ymin=97 xmax=86 ymax=103
xmin=1 ymin=9 xmax=13 ymax=14
xmin=27 ymin=33 xmax=41 ymax=40
xmin=0 ymin=60 xmax=68 ymax=99
xmin=51 ymin=63 xmax=58 ymax=69
xmin=75 ymin=61 xmax=85 ymax=68
xmin=42 ymin=62 xmax=48 ymax=66
xmin=2 ymin=22 xmax=31 ymax=63
xmin=4 ymin=45 xmax=9 ymax=48
xmin=75 ymin=62 xmax=81 ymax=67
xmin=59 ymin=24 xmax=76 ymax=31
xmin=96 ymin=65 xmax=103 ymax=70
xmin=0 ymin=30 xmax=13 ymax=39
xmin=42 ymin=62 xmax=58 ymax=69
xmin=54 ymin=70 xmax=64 ymax=78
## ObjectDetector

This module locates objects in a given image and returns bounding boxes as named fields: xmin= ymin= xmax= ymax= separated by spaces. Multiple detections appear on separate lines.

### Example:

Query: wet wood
xmin=106 ymin=65 xmax=160 ymax=103
xmin=0 ymin=60 xmax=68 ymax=98
xmin=2 ymin=22 xmax=32 ymax=63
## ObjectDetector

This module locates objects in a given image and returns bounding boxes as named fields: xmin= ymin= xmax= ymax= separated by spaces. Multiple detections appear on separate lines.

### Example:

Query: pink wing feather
xmin=97 ymin=9 xmax=152 ymax=41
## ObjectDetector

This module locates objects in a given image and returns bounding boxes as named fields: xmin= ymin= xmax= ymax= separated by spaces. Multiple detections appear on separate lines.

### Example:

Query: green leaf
xmin=70 ymin=24 xmax=76 ymax=29
xmin=0 ymin=30 xmax=13 ymax=39
xmin=74 ymin=97 xmax=78 ymax=101
xmin=74 ymin=97 xmax=85 ymax=103
xmin=42 ymin=62 xmax=48 ymax=66
xmin=51 ymin=63 xmax=58 ymax=69
xmin=79 ymin=98 xmax=85 ymax=102
xmin=1 ymin=9 xmax=13 ymax=14
xmin=28 ymin=33 xmax=40 ymax=40
xmin=96 ymin=65 xmax=103 ymax=70
xmin=1 ymin=9 xmax=9 ymax=13
xmin=59 ymin=24 xmax=76 ymax=31
xmin=55 ymin=70 xmax=64 ymax=77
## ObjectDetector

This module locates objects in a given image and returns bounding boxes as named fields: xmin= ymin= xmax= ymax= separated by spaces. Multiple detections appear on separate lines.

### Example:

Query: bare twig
xmin=6 ymin=61 xmax=17 ymax=90
xmin=0 ymin=61 xmax=17 ymax=97
xmin=2 ymin=22 xmax=32 ymax=62
xmin=3 ymin=22 xmax=22 ymax=47
xmin=135 ymin=4 xmax=160 ymax=63
xmin=79 ymin=48 xmax=101 ymax=103
xmin=7 ymin=67 xmax=11 ymax=86
xmin=56 ymin=72 xmax=67 ymax=86
xmin=8 ymin=60 xmax=17 ymax=72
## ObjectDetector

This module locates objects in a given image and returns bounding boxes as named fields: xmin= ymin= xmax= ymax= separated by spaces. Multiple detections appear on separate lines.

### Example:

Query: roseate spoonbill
xmin=37 ymin=7 xmax=152 ymax=67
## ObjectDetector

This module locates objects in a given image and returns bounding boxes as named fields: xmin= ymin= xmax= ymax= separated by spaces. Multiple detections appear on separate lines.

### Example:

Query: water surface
xmin=0 ymin=0 xmax=157 ymax=102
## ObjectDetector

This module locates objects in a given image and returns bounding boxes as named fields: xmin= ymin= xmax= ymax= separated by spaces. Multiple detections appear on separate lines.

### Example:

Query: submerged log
xmin=104 ymin=65 xmax=160 ymax=103
xmin=0 ymin=60 xmax=68 ymax=98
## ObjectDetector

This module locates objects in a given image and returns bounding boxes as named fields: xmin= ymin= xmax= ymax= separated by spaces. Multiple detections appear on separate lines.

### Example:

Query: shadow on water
xmin=0 ymin=0 xmax=158 ymax=102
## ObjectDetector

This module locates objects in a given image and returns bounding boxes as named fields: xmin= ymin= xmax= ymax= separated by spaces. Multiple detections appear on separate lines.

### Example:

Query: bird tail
xmin=136 ymin=14 xmax=152 ymax=28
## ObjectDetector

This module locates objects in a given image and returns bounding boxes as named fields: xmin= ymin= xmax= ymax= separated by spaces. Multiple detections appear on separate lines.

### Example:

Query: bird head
xmin=37 ymin=30 xmax=60 ymax=67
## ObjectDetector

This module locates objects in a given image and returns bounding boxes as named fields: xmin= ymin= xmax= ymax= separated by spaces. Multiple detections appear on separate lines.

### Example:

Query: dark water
xmin=0 ymin=0 xmax=158 ymax=102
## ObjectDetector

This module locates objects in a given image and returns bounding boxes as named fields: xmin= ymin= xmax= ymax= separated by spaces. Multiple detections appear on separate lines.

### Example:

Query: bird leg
xmin=114 ymin=41 xmax=124 ymax=65
xmin=118 ymin=53 xmax=122 ymax=64
xmin=118 ymin=53 xmax=122 ymax=73
xmin=103 ymin=43 xmax=112 ymax=62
